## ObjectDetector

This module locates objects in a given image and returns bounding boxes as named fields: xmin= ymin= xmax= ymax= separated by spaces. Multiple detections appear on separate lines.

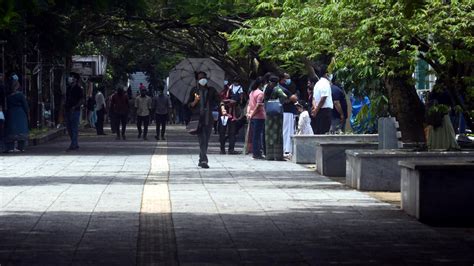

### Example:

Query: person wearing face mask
xmin=330 ymin=76 xmax=348 ymax=134
xmin=187 ymin=71 xmax=222 ymax=169
xmin=311 ymin=65 xmax=333 ymax=134
xmin=279 ymin=72 xmax=298 ymax=158
xmin=135 ymin=88 xmax=152 ymax=140
xmin=64 ymin=72 xmax=84 ymax=151
xmin=223 ymin=77 xmax=245 ymax=154
xmin=264 ymin=75 xmax=288 ymax=161
xmin=4 ymin=80 xmax=29 ymax=153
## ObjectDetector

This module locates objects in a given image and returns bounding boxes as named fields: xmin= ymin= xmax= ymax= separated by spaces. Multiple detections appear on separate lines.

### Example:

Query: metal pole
xmin=1 ymin=41 xmax=5 ymax=80
xmin=50 ymin=68 xmax=55 ymax=128
xmin=0 ymin=40 xmax=6 ymax=109
xmin=37 ymin=49 xmax=42 ymax=128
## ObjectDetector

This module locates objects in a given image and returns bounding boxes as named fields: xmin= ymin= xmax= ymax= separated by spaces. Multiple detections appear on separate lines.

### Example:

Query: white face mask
xmin=198 ymin=78 xmax=208 ymax=86
xmin=232 ymin=84 xmax=241 ymax=93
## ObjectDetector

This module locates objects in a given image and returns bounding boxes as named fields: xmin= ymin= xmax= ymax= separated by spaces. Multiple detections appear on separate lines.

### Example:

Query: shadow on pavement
xmin=0 ymin=209 xmax=473 ymax=265
xmin=3 ymin=125 xmax=236 ymax=156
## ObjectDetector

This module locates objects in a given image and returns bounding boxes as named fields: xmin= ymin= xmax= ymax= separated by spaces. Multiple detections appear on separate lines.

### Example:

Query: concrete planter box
xmin=400 ymin=161 xmax=474 ymax=226
xmin=291 ymin=134 xmax=378 ymax=164
xmin=316 ymin=142 xmax=378 ymax=177
xmin=346 ymin=150 xmax=474 ymax=192
xmin=29 ymin=128 xmax=66 ymax=146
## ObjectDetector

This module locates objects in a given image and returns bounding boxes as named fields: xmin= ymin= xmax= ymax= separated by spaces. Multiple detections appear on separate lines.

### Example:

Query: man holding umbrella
xmin=188 ymin=71 xmax=222 ymax=169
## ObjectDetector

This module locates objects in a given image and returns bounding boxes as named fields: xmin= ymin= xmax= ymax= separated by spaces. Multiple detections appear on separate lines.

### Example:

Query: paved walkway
xmin=0 ymin=125 xmax=473 ymax=265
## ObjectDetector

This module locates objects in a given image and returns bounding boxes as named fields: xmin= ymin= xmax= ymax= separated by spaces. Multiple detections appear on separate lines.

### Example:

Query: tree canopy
xmin=227 ymin=0 xmax=474 ymax=140
xmin=1 ymin=0 xmax=472 ymax=139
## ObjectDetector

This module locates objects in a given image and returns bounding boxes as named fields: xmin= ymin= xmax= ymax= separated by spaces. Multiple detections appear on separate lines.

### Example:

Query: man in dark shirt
xmin=279 ymin=73 xmax=298 ymax=156
xmin=330 ymin=83 xmax=348 ymax=133
xmin=65 ymin=72 xmax=84 ymax=151
xmin=152 ymin=89 xmax=172 ymax=140
xmin=187 ymin=71 xmax=221 ymax=168
xmin=0 ymin=73 xmax=5 ymax=110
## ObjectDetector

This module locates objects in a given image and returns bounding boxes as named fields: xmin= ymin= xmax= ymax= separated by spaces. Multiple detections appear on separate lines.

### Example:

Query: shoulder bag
xmin=264 ymin=87 xmax=283 ymax=116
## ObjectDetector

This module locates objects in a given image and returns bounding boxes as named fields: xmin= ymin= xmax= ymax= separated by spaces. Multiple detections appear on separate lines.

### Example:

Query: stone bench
xmin=291 ymin=134 xmax=378 ymax=164
xmin=400 ymin=161 xmax=474 ymax=226
xmin=316 ymin=142 xmax=378 ymax=177
xmin=346 ymin=150 xmax=474 ymax=192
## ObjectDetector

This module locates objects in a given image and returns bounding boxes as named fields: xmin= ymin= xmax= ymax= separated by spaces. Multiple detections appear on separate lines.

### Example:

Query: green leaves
xmin=0 ymin=0 xmax=19 ymax=30
xmin=227 ymin=0 xmax=472 ymax=96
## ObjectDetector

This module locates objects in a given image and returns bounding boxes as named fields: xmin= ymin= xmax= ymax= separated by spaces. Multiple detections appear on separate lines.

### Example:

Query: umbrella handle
xmin=187 ymin=58 xmax=199 ymax=92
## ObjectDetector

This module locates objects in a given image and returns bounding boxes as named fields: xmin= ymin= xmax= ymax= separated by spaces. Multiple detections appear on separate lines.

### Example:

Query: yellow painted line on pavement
xmin=141 ymin=153 xmax=171 ymax=213
xmin=137 ymin=143 xmax=178 ymax=265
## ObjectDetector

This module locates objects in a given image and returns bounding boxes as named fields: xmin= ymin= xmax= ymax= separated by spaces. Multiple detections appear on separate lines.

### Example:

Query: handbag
xmin=186 ymin=119 xmax=201 ymax=135
xmin=265 ymin=99 xmax=283 ymax=116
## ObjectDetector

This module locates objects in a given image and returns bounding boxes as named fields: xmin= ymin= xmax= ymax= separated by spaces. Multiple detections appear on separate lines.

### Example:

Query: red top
xmin=111 ymin=93 xmax=129 ymax=115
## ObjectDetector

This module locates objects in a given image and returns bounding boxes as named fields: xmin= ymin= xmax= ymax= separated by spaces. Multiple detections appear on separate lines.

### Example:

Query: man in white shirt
xmin=95 ymin=88 xmax=106 ymax=135
xmin=135 ymin=89 xmax=152 ymax=140
xmin=311 ymin=65 xmax=333 ymax=134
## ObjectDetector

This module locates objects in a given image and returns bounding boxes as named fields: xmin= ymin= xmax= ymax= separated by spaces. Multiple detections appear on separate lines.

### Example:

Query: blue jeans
xmin=251 ymin=119 xmax=265 ymax=157
xmin=67 ymin=111 xmax=80 ymax=148
xmin=459 ymin=113 xmax=466 ymax=134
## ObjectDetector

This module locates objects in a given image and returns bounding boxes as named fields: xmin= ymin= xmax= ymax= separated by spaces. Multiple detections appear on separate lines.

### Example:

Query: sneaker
xmin=457 ymin=134 xmax=472 ymax=143
xmin=155 ymin=136 xmax=159 ymax=140
xmin=228 ymin=150 xmax=241 ymax=155
xmin=66 ymin=146 xmax=79 ymax=152
xmin=199 ymin=162 xmax=209 ymax=169
xmin=143 ymin=136 xmax=148 ymax=141
xmin=252 ymin=155 xmax=265 ymax=160
xmin=220 ymin=150 xmax=226 ymax=155
xmin=161 ymin=136 xmax=166 ymax=140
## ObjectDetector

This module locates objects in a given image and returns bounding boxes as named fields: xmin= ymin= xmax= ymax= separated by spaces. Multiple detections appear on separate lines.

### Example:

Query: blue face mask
xmin=285 ymin=79 xmax=291 ymax=86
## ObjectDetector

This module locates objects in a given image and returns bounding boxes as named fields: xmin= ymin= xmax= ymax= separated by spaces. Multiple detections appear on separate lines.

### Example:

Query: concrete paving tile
xmin=1 ymin=126 xmax=474 ymax=265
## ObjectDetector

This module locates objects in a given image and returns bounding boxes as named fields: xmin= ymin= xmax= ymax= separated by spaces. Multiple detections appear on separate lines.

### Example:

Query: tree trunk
xmin=303 ymin=57 xmax=317 ymax=79
xmin=384 ymin=74 xmax=425 ymax=143
xmin=440 ymin=63 xmax=474 ymax=132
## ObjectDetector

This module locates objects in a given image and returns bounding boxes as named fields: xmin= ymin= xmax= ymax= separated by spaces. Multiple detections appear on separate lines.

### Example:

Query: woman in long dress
xmin=264 ymin=76 xmax=287 ymax=161
xmin=4 ymin=81 xmax=29 ymax=152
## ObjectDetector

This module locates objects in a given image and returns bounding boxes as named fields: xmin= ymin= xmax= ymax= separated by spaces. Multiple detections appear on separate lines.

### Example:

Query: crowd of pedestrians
xmin=2 ymin=66 xmax=468 ymax=162
xmin=96 ymin=85 xmax=174 ymax=142
xmin=0 ymin=67 xmax=347 ymax=162
xmin=187 ymin=66 xmax=353 ymax=168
